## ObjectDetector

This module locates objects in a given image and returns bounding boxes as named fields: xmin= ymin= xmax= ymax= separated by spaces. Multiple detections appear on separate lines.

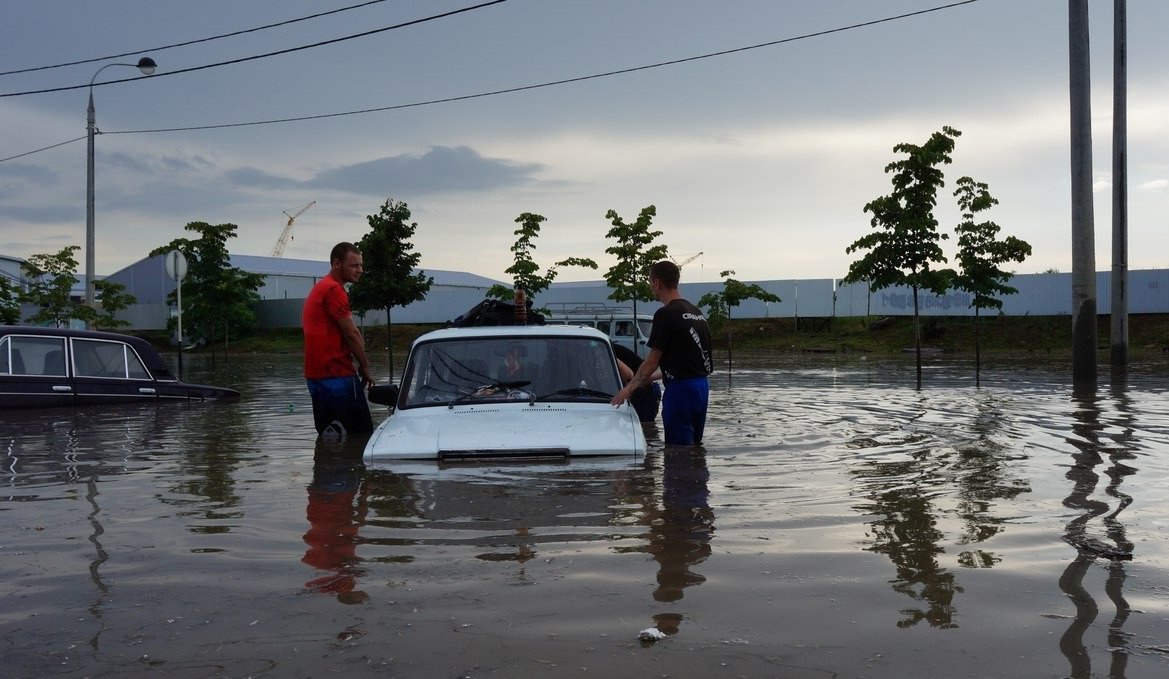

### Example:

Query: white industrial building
xmin=4 ymin=250 xmax=1169 ymax=330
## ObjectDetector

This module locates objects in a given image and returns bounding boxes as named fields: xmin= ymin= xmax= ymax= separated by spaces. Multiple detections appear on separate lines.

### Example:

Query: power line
xmin=0 ymin=0 xmax=980 ymax=163
xmin=0 ymin=0 xmax=510 ymax=98
xmin=0 ymin=136 xmax=87 ymax=163
xmin=110 ymin=0 xmax=981 ymax=136
xmin=0 ymin=0 xmax=394 ymax=77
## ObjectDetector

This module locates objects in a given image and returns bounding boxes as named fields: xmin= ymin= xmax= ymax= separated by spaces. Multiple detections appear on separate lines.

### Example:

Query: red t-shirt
xmin=302 ymin=275 xmax=356 ymax=379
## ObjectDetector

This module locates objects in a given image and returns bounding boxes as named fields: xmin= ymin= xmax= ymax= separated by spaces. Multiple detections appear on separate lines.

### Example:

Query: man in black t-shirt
xmin=611 ymin=261 xmax=712 ymax=445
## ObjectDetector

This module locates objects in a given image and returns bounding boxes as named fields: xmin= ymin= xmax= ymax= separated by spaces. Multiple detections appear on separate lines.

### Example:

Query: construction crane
xmin=672 ymin=251 xmax=703 ymax=267
xmin=270 ymin=200 xmax=316 ymax=257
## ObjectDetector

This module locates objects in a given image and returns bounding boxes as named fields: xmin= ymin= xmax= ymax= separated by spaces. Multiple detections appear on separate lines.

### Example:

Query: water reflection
xmin=1059 ymin=384 xmax=1136 ymax=678
xmin=851 ymin=390 xmax=1031 ymax=629
xmin=638 ymin=447 xmax=715 ymax=635
xmin=303 ymin=438 xmax=370 ymax=604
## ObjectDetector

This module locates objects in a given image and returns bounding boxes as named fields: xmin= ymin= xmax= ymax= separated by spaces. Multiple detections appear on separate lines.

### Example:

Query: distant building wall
xmin=25 ymin=267 xmax=1169 ymax=330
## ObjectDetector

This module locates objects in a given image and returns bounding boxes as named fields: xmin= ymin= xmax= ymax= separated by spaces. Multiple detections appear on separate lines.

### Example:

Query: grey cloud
xmin=226 ymin=166 xmax=300 ymax=190
xmin=309 ymin=145 xmax=544 ymax=196
xmin=0 ymin=204 xmax=79 ymax=222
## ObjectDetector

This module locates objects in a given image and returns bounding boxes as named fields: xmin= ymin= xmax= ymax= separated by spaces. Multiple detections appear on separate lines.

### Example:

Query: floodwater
xmin=3 ymin=351 xmax=1169 ymax=678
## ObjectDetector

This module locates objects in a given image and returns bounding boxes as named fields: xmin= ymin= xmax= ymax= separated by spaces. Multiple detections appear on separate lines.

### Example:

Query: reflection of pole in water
xmin=86 ymin=476 xmax=110 ymax=651
xmin=1058 ymin=386 xmax=1134 ymax=677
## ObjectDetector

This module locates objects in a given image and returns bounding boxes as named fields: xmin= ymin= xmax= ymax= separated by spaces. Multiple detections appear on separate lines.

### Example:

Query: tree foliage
xmin=93 ymin=279 xmax=137 ymax=329
xmin=843 ymin=126 xmax=962 ymax=388
xmin=19 ymin=246 xmax=94 ymax=327
xmin=485 ymin=212 xmax=598 ymax=302
xmin=150 ymin=222 xmax=265 ymax=344
xmin=349 ymin=198 xmax=433 ymax=319
xmin=603 ymin=205 xmax=669 ymax=306
xmin=0 ymin=274 xmax=23 ymax=325
xmin=950 ymin=176 xmax=1032 ymax=382
xmin=697 ymin=270 xmax=782 ymax=333
xmin=951 ymin=177 xmax=1032 ymax=312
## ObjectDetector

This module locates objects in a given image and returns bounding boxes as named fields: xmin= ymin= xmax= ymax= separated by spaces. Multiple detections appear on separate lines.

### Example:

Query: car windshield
xmin=400 ymin=335 xmax=621 ymax=408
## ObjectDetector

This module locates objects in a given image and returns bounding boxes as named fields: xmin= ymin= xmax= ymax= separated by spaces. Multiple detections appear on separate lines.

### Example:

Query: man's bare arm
xmin=336 ymin=315 xmax=375 ymax=388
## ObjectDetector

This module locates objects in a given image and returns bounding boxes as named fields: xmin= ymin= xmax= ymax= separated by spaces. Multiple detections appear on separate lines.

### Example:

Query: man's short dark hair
xmin=649 ymin=260 xmax=680 ymax=289
xmin=330 ymin=242 xmax=360 ymax=265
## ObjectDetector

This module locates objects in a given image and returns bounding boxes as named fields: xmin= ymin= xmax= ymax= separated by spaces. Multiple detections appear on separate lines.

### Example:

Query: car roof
xmin=0 ymin=325 xmax=172 ymax=375
xmin=415 ymin=324 xmax=611 ymax=344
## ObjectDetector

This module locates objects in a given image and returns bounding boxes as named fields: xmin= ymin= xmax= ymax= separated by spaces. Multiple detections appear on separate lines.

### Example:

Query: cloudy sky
xmin=2 ymin=0 xmax=1167 ymax=284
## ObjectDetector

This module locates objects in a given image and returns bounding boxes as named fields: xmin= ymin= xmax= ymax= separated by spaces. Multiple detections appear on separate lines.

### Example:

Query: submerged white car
xmin=363 ymin=325 xmax=647 ymax=461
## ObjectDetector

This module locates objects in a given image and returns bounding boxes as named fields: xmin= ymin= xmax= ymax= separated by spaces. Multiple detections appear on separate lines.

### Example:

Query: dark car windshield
xmin=400 ymin=335 xmax=621 ymax=408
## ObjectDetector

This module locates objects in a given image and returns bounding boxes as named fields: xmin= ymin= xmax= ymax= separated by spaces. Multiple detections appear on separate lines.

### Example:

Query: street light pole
xmin=85 ymin=57 xmax=156 ymax=324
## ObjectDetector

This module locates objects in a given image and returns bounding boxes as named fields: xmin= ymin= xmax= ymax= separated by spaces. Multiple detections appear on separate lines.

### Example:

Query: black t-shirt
xmin=647 ymin=299 xmax=713 ymax=379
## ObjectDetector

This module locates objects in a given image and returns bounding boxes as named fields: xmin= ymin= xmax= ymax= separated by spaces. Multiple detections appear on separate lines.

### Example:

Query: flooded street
xmin=3 ymin=352 xmax=1169 ymax=678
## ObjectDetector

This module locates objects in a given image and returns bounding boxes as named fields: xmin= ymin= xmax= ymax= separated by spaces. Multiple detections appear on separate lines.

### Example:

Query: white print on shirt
xmin=689 ymin=326 xmax=713 ymax=374
xmin=682 ymin=312 xmax=706 ymax=322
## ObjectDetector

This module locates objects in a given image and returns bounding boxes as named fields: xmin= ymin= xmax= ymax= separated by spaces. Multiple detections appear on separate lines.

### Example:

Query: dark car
xmin=0 ymin=326 xmax=239 ymax=410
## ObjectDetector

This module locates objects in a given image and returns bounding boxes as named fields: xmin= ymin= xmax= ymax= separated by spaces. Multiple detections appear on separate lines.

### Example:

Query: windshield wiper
xmin=448 ymin=380 xmax=532 ymax=408
xmin=531 ymin=386 xmax=613 ymax=403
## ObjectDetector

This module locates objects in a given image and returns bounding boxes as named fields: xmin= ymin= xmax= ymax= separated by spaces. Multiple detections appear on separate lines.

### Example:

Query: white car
xmin=363 ymin=325 xmax=647 ymax=461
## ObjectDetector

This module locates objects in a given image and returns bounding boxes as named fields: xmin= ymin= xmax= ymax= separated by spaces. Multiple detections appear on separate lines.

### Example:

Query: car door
xmin=69 ymin=337 xmax=159 ymax=405
xmin=0 ymin=334 xmax=73 ymax=409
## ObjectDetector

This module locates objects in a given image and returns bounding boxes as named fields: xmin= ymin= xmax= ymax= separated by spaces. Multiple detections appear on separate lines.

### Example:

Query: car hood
xmin=363 ymin=401 xmax=647 ymax=461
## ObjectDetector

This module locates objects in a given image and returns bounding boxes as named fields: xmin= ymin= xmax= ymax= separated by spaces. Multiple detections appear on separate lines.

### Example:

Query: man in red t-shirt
xmin=302 ymin=242 xmax=374 ymax=437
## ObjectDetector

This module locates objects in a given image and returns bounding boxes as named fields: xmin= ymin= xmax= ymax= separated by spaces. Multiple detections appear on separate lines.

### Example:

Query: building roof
xmin=228 ymin=254 xmax=504 ymax=288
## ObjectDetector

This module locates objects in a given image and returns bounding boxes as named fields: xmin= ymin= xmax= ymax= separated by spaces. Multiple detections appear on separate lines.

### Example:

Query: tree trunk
xmin=975 ymin=308 xmax=982 ymax=387
xmin=912 ymin=286 xmax=922 ymax=389
xmin=386 ymin=306 xmax=395 ymax=381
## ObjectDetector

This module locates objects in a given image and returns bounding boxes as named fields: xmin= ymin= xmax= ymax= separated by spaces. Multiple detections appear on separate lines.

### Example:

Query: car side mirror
xmin=368 ymin=383 xmax=399 ymax=408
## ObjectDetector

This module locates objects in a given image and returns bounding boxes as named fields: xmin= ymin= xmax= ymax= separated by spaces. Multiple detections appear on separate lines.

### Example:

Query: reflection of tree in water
xmin=162 ymin=405 xmax=260 ymax=524
xmin=1059 ymin=385 xmax=1135 ymax=678
xmin=954 ymin=395 xmax=1031 ymax=569
xmin=854 ymin=451 xmax=961 ymax=629
xmin=852 ymin=394 xmax=1029 ymax=629
xmin=628 ymin=448 xmax=715 ymax=635
xmin=302 ymin=439 xmax=371 ymax=604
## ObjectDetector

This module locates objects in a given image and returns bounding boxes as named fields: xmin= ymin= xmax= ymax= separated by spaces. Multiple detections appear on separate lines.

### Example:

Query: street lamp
xmin=86 ymin=56 xmax=157 ymax=322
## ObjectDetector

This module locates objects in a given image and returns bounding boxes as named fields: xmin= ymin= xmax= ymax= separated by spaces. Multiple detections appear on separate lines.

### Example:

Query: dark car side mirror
xmin=368 ymin=383 xmax=399 ymax=408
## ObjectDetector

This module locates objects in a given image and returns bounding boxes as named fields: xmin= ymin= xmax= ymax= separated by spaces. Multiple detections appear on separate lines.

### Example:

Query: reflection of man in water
xmin=645 ymin=448 xmax=714 ymax=634
xmin=302 ymin=441 xmax=369 ymax=604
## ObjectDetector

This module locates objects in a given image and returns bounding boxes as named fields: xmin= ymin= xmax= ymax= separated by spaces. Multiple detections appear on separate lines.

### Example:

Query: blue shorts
xmin=660 ymin=376 xmax=709 ymax=446
xmin=307 ymin=376 xmax=372 ymax=439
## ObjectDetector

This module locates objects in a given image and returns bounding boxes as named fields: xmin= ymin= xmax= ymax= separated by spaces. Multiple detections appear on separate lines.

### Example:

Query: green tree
xmin=843 ymin=126 xmax=961 ymax=388
xmin=150 ymin=222 xmax=265 ymax=351
xmin=0 ymin=274 xmax=21 ymax=325
xmin=485 ymin=212 xmax=598 ymax=304
xmin=698 ymin=269 xmax=781 ymax=373
xmin=349 ymin=198 xmax=433 ymax=377
xmin=92 ymin=279 xmax=137 ymax=330
xmin=603 ymin=205 xmax=669 ymax=323
xmin=950 ymin=176 xmax=1032 ymax=382
xmin=19 ymin=246 xmax=95 ymax=327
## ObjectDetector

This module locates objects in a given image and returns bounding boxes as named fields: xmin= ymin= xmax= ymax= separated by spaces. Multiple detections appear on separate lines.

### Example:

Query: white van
xmin=542 ymin=303 xmax=654 ymax=356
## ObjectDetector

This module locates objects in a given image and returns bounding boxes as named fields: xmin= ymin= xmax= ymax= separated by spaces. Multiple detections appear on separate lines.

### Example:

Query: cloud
xmin=1138 ymin=179 xmax=1168 ymax=193
xmin=308 ymin=145 xmax=546 ymax=196
xmin=226 ymin=166 xmax=297 ymax=191
xmin=0 ymin=204 xmax=79 ymax=223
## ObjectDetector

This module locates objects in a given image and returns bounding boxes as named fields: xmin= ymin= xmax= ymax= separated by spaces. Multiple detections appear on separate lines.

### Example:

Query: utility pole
xmin=1110 ymin=0 xmax=1128 ymax=371
xmin=1069 ymin=0 xmax=1097 ymax=384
